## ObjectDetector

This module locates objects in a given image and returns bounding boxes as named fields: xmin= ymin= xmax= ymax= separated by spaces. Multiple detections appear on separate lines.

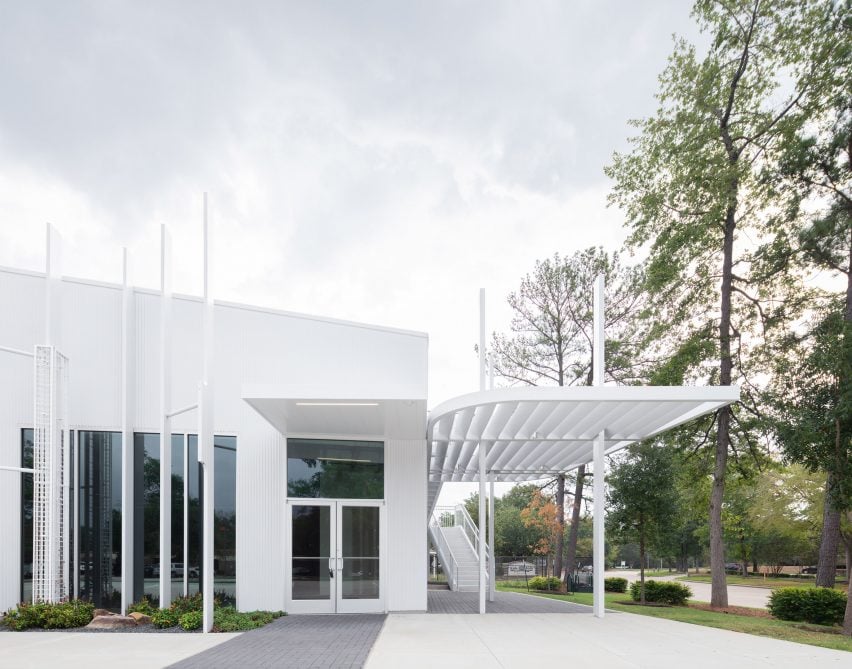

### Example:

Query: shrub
xmin=179 ymin=610 xmax=203 ymax=631
xmin=629 ymin=580 xmax=691 ymax=606
xmin=1 ymin=600 xmax=94 ymax=630
xmin=528 ymin=576 xmax=562 ymax=591
xmin=151 ymin=608 xmax=180 ymax=629
xmin=127 ymin=596 xmax=156 ymax=616
xmin=213 ymin=607 xmax=276 ymax=632
xmin=604 ymin=577 xmax=628 ymax=593
xmin=768 ymin=587 xmax=846 ymax=626
xmin=171 ymin=593 xmax=204 ymax=616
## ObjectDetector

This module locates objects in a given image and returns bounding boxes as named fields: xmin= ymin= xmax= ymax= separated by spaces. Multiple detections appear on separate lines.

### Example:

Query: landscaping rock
xmin=128 ymin=612 xmax=152 ymax=625
xmin=92 ymin=609 xmax=116 ymax=618
xmin=87 ymin=615 xmax=137 ymax=629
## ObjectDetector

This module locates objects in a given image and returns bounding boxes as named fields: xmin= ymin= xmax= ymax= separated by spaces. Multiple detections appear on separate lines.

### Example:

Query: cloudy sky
xmin=0 ymin=1 xmax=703 ymax=502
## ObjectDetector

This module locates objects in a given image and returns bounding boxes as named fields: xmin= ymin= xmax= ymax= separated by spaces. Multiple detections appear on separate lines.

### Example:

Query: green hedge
xmin=604 ymin=577 xmax=628 ymax=593
xmin=179 ymin=610 xmax=203 ymax=631
xmin=528 ymin=576 xmax=562 ymax=591
xmin=629 ymin=580 xmax=691 ymax=605
xmin=768 ymin=587 xmax=846 ymax=626
xmin=213 ymin=608 xmax=285 ymax=632
xmin=2 ymin=600 xmax=95 ymax=630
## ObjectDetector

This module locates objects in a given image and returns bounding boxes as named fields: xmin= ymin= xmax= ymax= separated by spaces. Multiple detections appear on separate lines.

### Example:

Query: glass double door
xmin=287 ymin=500 xmax=383 ymax=613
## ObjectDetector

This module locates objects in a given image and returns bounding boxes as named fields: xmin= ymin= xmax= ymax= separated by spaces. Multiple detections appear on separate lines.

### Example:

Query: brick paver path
xmin=427 ymin=589 xmax=590 ymax=614
xmin=166 ymin=614 xmax=386 ymax=669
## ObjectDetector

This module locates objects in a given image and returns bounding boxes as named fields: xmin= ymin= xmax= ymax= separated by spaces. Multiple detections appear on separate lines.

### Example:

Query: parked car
xmin=144 ymin=564 xmax=160 ymax=578
xmin=801 ymin=566 xmax=817 ymax=574
xmin=724 ymin=562 xmax=742 ymax=573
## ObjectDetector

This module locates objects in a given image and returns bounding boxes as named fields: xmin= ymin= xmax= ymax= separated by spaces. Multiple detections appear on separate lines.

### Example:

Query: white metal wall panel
xmin=385 ymin=438 xmax=427 ymax=611
xmin=0 ymin=269 xmax=42 ymax=610
xmin=0 ymin=265 xmax=428 ymax=613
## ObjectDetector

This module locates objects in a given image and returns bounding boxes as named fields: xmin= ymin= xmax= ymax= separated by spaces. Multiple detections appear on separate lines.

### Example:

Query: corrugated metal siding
xmin=0 ymin=271 xmax=42 ymax=609
xmin=385 ymin=438 xmax=427 ymax=611
xmin=0 ymin=266 xmax=428 ymax=613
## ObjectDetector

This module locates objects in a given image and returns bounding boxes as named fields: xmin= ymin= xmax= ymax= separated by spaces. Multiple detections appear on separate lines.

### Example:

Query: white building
xmin=0 ymin=226 xmax=738 ymax=628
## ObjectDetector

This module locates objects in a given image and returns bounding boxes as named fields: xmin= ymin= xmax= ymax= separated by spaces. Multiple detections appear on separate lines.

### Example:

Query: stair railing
xmin=429 ymin=509 xmax=460 ymax=591
xmin=453 ymin=503 xmax=491 ymax=587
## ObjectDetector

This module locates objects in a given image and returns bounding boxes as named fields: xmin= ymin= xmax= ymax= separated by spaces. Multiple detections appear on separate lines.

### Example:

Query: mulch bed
xmin=688 ymin=602 xmax=772 ymax=618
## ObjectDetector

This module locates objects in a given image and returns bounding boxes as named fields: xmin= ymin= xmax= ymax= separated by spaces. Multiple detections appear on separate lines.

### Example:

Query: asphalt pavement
xmin=605 ymin=569 xmax=771 ymax=608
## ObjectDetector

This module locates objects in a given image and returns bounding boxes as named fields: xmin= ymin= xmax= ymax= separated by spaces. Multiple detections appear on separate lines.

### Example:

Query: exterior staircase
xmin=428 ymin=504 xmax=490 ymax=592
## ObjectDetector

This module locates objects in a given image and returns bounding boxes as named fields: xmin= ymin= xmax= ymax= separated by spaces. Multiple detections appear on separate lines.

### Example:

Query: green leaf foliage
xmin=629 ymin=580 xmax=692 ymax=606
xmin=768 ymin=587 xmax=847 ymax=626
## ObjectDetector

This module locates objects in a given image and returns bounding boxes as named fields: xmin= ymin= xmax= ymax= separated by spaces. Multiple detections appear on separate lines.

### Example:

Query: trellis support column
xmin=478 ymin=441 xmax=486 ymax=614
xmin=488 ymin=478 xmax=495 ymax=602
xmin=593 ymin=429 xmax=606 ymax=618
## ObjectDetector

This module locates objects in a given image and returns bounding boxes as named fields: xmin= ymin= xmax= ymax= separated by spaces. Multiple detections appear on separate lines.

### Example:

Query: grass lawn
xmin=495 ymin=582 xmax=852 ymax=652
xmin=678 ymin=574 xmax=849 ymax=592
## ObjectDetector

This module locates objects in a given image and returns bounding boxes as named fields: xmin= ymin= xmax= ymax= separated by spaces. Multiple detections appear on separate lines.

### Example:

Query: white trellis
xmin=32 ymin=345 xmax=70 ymax=603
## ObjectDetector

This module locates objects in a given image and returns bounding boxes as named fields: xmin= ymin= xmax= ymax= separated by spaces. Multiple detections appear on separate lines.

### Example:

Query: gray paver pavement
xmin=166 ymin=614 xmax=386 ymax=669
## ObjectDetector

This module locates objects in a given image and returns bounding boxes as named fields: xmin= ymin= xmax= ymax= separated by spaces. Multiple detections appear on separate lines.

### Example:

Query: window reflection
xmin=287 ymin=439 xmax=384 ymax=499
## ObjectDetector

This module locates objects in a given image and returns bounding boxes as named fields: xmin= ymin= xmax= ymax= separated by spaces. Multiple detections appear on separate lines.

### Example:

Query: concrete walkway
xmin=607 ymin=570 xmax=771 ymax=608
xmin=428 ymin=589 xmax=589 ymax=614
xmin=365 ymin=611 xmax=849 ymax=668
xmin=0 ymin=630 xmax=238 ymax=669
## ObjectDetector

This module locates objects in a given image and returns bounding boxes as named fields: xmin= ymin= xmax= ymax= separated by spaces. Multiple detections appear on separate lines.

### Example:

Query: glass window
xmin=133 ymin=433 xmax=183 ymax=604
xmin=287 ymin=439 xmax=384 ymax=499
xmin=213 ymin=436 xmax=236 ymax=602
xmin=78 ymin=431 xmax=122 ymax=609
xmin=21 ymin=429 xmax=33 ymax=603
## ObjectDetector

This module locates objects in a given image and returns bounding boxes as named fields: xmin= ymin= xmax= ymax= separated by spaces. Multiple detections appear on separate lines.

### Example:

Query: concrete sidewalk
xmin=364 ymin=611 xmax=849 ymax=668
xmin=0 ymin=631 xmax=238 ymax=669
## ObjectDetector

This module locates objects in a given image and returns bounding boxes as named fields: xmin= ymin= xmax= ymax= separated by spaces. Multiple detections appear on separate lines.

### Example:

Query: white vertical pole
xmin=200 ymin=193 xmax=216 ymax=633
xmin=593 ymin=274 xmax=604 ymax=387
xmin=478 ymin=442 xmax=486 ymax=614
xmin=593 ymin=430 xmax=606 ymax=618
xmin=479 ymin=289 xmax=486 ymax=392
xmin=183 ymin=433 xmax=188 ymax=597
xmin=120 ymin=248 xmax=134 ymax=613
xmin=592 ymin=273 xmax=606 ymax=618
xmin=159 ymin=225 xmax=173 ymax=608
xmin=488 ymin=479 xmax=495 ymax=602
xmin=73 ymin=429 xmax=79 ymax=600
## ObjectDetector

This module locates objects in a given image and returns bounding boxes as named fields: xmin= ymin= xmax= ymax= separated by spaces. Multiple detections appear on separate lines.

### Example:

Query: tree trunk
xmin=554 ymin=474 xmax=565 ymax=585
xmin=817 ymin=471 xmax=841 ymax=588
xmin=710 ymin=210 xmax=736 ymax=608
xmin=563 ymin=465 xmax=585 ymax=589
xmin=639 ymin=515 xmax=646 ymax=604
xmin=843 ymin=516 xmax=852 ymax=636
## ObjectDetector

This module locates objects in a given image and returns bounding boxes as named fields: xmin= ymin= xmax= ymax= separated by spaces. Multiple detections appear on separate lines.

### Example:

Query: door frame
xmin=285 ymin=499 xmax=386 ymax=614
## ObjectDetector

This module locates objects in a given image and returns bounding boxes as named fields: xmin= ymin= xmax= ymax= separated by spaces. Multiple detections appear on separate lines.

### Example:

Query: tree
xmin=490 ymin=247 xmax=647 ymax=584
xmin=607 ymin=441 xmax=679 ymax=603
xmin=606 ymin=0 xmax=842 ymax=608
xmin=768 ymin=15 xmax=851 ymax=594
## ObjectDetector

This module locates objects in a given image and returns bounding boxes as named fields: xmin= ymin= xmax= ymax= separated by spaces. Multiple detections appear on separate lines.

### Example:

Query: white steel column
xmin=199 ymin=194 xmax=216 ymax=633
xmin=183 ymin=433 xmax=189 ymax=597
xmin=159 ymin=226 xmax=173 ymax=608
xmin=593 ymin=430 xmax=606 ymax=618
xmin=478 ymin=287 xmax=487 ymax=613
xmin=73 ymin=429 xmax=79 ymax=600
xmin=120 ymin=248 xmax=135 ymax=613
xmin=488 ymin=479 xmax=495 ymax=602
xmin=479 ymin=289 xmax=486 ymax=391
xmin=478 ymin=442 xmax=486 ymax=614
xmin=593 ymin=273 xmax=606 ymax=618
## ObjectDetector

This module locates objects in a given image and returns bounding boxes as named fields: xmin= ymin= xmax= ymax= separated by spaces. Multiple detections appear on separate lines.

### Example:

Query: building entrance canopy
xmin=426 ymin=384 xmax=739 ymax=511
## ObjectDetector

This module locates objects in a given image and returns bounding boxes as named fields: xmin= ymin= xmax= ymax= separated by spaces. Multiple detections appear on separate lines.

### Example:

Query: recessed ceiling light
xmin=295 ymin=402 xmax=379 ymax=407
